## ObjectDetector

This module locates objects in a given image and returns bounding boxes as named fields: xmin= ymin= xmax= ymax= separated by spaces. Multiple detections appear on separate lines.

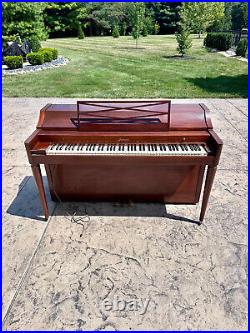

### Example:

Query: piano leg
xmin=31 ymin=164 xmax=49 ymax=220
xmin=199 ymin=166 xmax=217 ymax=223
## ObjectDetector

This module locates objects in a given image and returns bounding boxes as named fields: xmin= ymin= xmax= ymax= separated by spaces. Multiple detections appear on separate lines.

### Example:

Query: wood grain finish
xmin=25 ymin=100 xmax=223 ymax=222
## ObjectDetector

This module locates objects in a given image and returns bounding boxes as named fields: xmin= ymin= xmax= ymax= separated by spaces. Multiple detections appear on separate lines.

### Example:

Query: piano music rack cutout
xmin=71 ymin=100 xmax=171 ymax=131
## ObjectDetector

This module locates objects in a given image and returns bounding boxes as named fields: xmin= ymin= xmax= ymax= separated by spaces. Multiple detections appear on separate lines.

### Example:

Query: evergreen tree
xmin=112 ymin=25 xmax=120 ymax=38
xmin=176 ymin=25 xmax=192 ymax=57
xmin=231 ymin=2 xmax=248 ymax=30
xmin=121 ymin=21 xmax=127 ymax=36
xmin=78 ymin=25 xmax=84 ymax=39
xmin=146 ymin=2 xmax=181 ymax=34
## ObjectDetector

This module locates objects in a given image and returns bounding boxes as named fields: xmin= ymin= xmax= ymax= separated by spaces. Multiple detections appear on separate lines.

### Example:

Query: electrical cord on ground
xmin=49 ymin=165 xmax=90 ymax=237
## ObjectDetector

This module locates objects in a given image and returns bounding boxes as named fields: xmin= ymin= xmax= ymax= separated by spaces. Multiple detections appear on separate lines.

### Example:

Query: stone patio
xmin=2 ymin=98 xmax=248 ymax=330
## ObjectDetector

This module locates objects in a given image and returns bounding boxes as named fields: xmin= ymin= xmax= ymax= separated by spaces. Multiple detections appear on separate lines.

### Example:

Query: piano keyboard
xmin=46 ymin=143 xmax=209 ymax=156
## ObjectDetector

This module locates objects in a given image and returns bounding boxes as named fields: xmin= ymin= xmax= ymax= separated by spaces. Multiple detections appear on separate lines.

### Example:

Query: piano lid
xmin=36 ymin=100 xmax=213 ymax=132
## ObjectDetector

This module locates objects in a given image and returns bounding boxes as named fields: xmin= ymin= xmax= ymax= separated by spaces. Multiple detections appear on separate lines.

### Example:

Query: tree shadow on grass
xmin=186 ymin=74 xmax=248 ymax=97
xmin=163 ymin=55 xmax=199 ymax=60
xmin=118 ymin=46 xmax=146 ymax=50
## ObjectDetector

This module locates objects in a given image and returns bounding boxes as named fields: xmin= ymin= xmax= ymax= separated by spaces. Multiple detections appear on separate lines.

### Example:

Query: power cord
xmin=48 ymin=165 xmax=90 ymax=237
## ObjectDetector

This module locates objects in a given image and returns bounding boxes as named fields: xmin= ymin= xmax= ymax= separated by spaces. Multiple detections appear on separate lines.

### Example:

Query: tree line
xmin=2 ymin=2 xmax=248 ymax=41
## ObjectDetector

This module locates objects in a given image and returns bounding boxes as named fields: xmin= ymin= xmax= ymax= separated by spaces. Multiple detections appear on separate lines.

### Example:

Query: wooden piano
xmin=25 ymin=100 xmax=222 ymax=224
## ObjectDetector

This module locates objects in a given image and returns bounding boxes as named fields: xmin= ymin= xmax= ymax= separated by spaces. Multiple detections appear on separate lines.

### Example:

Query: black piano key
xmin=50 ymin=144 xmax=56 ymax=150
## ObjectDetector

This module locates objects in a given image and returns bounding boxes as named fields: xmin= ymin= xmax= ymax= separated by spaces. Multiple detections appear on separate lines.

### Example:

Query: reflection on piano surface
xmin=25 ymin=100 xmax=223 ymax=223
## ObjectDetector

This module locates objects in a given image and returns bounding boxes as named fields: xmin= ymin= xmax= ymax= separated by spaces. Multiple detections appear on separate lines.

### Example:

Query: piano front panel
xmin=46 ymin=162 xmax=205 ymax=204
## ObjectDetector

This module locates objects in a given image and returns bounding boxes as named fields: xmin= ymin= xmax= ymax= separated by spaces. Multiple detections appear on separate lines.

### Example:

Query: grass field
xmin=2 ymin=35 xmax=248 ymax=98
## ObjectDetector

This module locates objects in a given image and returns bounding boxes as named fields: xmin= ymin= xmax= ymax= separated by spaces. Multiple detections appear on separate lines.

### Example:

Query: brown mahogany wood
xmin=25 ymin=100 xmax=223 ymax=223
xmin=37 ymin=102 xmax=210 ymax=131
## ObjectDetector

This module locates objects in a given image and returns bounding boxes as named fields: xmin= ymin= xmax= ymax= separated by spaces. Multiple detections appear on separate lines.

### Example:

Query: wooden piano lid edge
xmin=36 ymin=103 xmax=52 ymax=128
xmin=200 ymin=103 xmax=213 ymax=129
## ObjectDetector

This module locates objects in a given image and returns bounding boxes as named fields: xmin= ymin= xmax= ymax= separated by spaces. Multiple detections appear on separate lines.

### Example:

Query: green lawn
xmin=2 ymin=35 xmax=248 ymax=98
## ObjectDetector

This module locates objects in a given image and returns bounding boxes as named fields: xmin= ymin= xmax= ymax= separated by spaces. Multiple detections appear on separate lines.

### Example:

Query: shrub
xmin=39 ymin=47 xmax=58 ymax=60
xmin=27 ymin=36 xmax=41 ymax=52
xmin=78 ymin=26 xmax=84 ymax=39
xmin=236 ymin=39 xmax=248 ymax=57
xmin=27 ymin=52 xmax=44 ymax=65
xmin=112 ymin=25 xmax=120 ymax=38
xmin=204 ymin=32 xmax=232 ymax=51
xmin=38 ymin=49 xmax=53 ymax=62
xmin=4 ymin=55 xmax=23 ymax=69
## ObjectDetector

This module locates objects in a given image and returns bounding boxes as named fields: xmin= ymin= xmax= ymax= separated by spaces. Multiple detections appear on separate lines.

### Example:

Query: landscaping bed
xmin=3 ymin=56 xmax=69 ymax=75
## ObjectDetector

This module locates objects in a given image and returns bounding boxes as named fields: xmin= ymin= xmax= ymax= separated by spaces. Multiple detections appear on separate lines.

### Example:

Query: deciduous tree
xmin=127 ymin=2 xmax=146 ymax=48
xmin=2 ymin=2 xmax=47 ymax=40
xmin=181 ymin=2 xmax=225 ymax=38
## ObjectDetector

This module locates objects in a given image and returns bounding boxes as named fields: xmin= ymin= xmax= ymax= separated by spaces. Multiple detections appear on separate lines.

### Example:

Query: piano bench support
xmin=199 ymin=166 xmax=217 ymax=223
xmin=31 ymin=164 xmax=49 ymax=221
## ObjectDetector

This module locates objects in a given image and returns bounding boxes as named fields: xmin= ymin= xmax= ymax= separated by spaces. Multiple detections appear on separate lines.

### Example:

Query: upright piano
xmin=25 ymin=100 xmax=223 ymax=223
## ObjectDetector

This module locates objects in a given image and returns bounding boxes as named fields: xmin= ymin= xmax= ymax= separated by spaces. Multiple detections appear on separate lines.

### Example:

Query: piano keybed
xmin=46 ymin=143 xmax=210 ymax=156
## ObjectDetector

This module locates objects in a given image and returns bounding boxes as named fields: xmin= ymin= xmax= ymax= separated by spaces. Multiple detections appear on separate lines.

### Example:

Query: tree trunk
xmin=136 ymin=38 xmax=138 ymax=49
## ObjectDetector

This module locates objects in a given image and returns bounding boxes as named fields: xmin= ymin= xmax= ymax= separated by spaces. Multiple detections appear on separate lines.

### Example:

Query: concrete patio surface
xmin=2 ymin=97 xmax=248 ymax=330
